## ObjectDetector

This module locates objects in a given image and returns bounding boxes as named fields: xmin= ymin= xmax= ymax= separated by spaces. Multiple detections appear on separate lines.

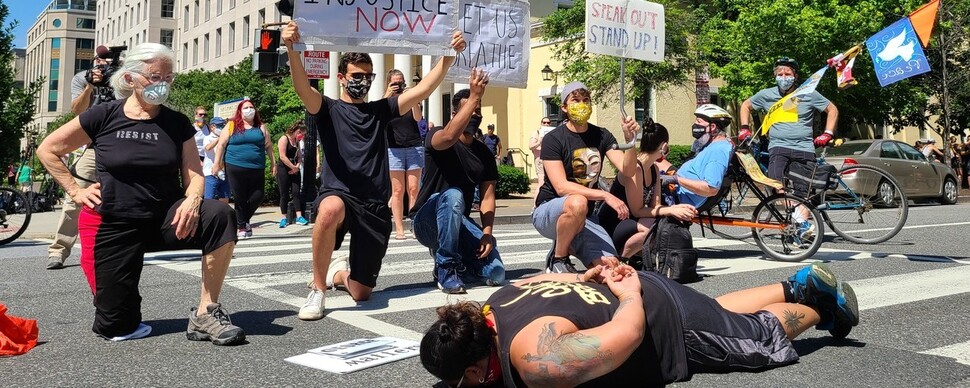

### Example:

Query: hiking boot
xmin=546 ymin=256 xmax=579 ymax=274
xmin=436 ymin=265 xmax=466 ymax=294
xmin=298 ymin=286 xmax=326 ymax=321
xmin=787 ymin=263 xmax=859 ymax=333
xmin=326 ymin=255 xmax=350 ymax=289
xmin=46 ymin=256 xmax=64 ymax=270
xmin=186 ymin=303 xmax=246 ymax=346
xmin=106 ymin=323 xmax=152 ymax=342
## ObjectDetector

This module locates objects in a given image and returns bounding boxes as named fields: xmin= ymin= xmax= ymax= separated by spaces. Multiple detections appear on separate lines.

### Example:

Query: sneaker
xmin=107 ymin=323 xmax=152 ymax=342
xmin=279 ymin=218 xmax=288 ymax=228
xmin=546 ymin=256 xmax=579 ymax=274
xmin=46 ymin=256 xmax=65 ymax=270
xmin=236 ymin=228 xmax=248 ymax=240
xmin=484 ymin=279 xmax=503 ymax=287
xmin=186 ymin=303 xmax=246 ymax=346
xmin=298 ymin=287 xmax=326 ymax=321
xmin=787 ymin=263 xmax=859 ymax=333
xmin=436 ymin=265 xmax=466 ymax=294
xmin=295 ymin=216 xmax=309 ymax=226
xmin=245 ymin=223 xmax=253 ymax=238
xmin=326 ymin=255 xmax=350 ymax=289
xmin=792 ymin=221 xmax=816 ymax=248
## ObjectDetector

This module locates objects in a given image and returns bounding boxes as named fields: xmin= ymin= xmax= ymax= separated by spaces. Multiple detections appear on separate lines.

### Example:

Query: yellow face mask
xmin=566 ymin=102 xmax=592 ymax=125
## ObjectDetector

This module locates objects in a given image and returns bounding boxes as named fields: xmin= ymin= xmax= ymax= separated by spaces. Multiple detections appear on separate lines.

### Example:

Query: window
xmin=205 ymin=0 xmax=210 ymax=21
xmin=228 ymin=22 xmax=235 ymax=52
xmin=880 ymin=142 xmax=903 ymax=159
xmin=182 ymin=43 xmax=188 ymax=69
xmin=194 ymin=1 xmax=200 ymax=26
xmin=135 ymin=33 xmax=140 ymax=45
xmin=216 ymin=0 xmax=222 ymax=15
xmin=76 ymin=38 xmax=94 ymax=49
xmin=48 ymin=58 xmax=60 ymax=112
xmin=898 ymin=143 xmax=926 ymax=162
xmin=74 ymin=58 xmax=92 ymax=75
xmin=184 ymin=6 xmax=189 ymax=30
xmin=160 ymin=29 xmax=174 ymax=49
xmin=124 ymin=11 xmax=128 ymax=29
xmin=258 ymin=9 xmax=265 ymax=26
xmin=204 ymin=33 xmax=209 ymax=61
xmin=229 ymin=0 xmax=235 ymax=9
xmin=137 ymin=2 xmax=142 ymax=21
xmin=161 ymin=0 xmax=175 ymax=18
xmin=76 ymin=18 xmax=95 ymax=29
xmin=242 ymin=16 xmax=250 ymax=47
xmin=543 ymin=97 xmax=560 ymax=124
xmin=193 ymin=38 xmax=198 ymax=65
xmin=51 ymin=37 xmax=61 ymax=49
xmin=215 ymin=28 xmax=222 ymax=57
xmin=52 ymin=19 xmax=62 ymax=28
xmin=634 ymin=85 xmax=654 ymax=124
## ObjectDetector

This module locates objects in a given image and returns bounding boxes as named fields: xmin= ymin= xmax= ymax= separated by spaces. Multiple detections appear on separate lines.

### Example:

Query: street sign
xmin=303 ymin=51 xmax=330 ymax=80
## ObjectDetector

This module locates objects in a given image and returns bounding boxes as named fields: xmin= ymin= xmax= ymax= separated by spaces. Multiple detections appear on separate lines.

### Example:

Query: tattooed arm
xmin=510 ymin=270 xmax=645 ymax=387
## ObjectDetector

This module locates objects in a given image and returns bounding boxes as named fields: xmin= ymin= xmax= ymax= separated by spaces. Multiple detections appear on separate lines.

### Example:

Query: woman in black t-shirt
xmin=383 ymin=69 xmax=425 ymax=240
xmin=37 ymin=43 xmax=244 ymax=345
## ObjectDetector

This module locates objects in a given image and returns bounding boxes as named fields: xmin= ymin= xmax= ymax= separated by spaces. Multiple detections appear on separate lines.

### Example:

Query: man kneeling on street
xmin=411 ymin=70 xmax=505 ymax=294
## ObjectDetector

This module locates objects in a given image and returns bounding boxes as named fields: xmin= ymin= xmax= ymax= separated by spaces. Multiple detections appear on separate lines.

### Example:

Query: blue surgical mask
xmin=776 ymin=76 xmax=795 ymax=91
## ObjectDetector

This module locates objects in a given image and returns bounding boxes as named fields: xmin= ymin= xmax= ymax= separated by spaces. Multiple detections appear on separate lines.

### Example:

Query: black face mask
xmin=465 ymin=115 xmax=483 ymax=135
xmin=345 ymin=78 xmax=372 ymax=100
xmin=691 ymin=124 xmax=708 ymax=139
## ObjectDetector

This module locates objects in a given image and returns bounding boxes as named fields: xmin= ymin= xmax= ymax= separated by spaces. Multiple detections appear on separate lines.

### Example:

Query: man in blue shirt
xmin=662 ymin=105 xmax=734 ymax=207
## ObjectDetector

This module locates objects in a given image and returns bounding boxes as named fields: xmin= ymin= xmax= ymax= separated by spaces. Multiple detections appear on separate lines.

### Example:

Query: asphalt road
xmin=2 ymin=203 xmax=970 ymax=387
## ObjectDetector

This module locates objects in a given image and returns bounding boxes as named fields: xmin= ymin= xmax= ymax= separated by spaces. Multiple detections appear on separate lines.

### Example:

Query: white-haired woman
xmin=37 ymin=43 xmax=245 ymax=345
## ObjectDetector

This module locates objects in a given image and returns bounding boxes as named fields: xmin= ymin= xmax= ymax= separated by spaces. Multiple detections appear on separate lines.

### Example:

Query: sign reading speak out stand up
xmin=585 ymin=0 xmax=665 ymax=62
xmin=293 ymin=0 xmax=459 ymax=56
xmin=445 ymin=0 xmax=530 ymax=88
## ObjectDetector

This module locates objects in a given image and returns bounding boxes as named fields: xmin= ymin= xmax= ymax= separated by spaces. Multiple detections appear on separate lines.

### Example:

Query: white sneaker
xmin=298 ymin=287 xmax=325 ymax=321
xmin=236 ymin=229 xmax=248 ymax=240
xmin=326 ymin=255 xmax=350 ymax=289
xmin=108 ymin=323 xmax=152 ymax=341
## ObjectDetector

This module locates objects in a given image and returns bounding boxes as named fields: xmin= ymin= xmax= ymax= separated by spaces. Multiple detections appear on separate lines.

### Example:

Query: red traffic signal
xmin=256 ymin=29 xmax=281 ymax=53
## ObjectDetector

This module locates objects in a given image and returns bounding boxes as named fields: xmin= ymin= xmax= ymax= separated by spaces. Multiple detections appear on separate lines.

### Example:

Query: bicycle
xmin=0 ymin=186 xmax=31 ymax=245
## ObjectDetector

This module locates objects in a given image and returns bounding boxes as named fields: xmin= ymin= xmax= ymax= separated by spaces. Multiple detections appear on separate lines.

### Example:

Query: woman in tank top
xmin=275 ymin=120 xmax=308 ymax=228
xmin=383 ymin=69 xmax=425 ymax=240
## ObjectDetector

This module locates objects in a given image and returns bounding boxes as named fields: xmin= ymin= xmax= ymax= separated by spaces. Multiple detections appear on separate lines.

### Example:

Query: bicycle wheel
xmin=0 ymin=187 xmax=32 ymax=245
xmin=707 ymin=181 xmax=759 ymax=240
xmin=820 ymin=164 xmax=908 ymax=244
xmin=751 ymin=194 xmax=823 ymax=262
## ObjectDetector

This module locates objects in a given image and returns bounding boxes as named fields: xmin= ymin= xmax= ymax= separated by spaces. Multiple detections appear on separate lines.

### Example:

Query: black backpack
xmin=643 ymin=217 xmax=700 ymax=283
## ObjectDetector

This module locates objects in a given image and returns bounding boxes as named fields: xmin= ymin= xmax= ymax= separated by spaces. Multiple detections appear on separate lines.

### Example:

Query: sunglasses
xmin=196 ymin=113 xmax=207 ymax=117
xmin=541 ymin=121 xmax=551 ymax=125
xmin=347 ymin=73 xmax=377 ymax=81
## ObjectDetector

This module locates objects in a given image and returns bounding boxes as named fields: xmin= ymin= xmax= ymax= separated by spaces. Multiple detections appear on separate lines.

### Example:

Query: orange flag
xmin=0 ymin=304 xmax=39 ymax=357
xmin=909 ymin=0 xmax=939 ymax=48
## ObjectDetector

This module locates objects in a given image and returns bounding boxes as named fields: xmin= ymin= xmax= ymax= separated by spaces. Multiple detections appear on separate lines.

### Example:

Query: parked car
xmin=822 ymin=139 xmax=959 ymax=205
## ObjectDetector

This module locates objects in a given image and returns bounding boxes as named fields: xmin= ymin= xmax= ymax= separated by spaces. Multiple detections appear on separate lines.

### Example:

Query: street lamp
xmin=541 ymin=64 xmax=555 ymax=82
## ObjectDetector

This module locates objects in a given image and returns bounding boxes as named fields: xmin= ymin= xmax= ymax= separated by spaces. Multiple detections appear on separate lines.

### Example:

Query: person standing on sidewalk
xmin=212 ymin=99 xmax=276 ymax=239
xmin=192 ymin=106 xmax=209 ymax=161
xmin=276 ymin=120 xmax=308 ymax=228
xmin=281 ymin=21 xmax=466 ymax=320
xmin=384 ymin=69 xmax=425 ymax=240
xmin=483 ymin=124 xmax=502 ymax=165
xmin=202 ymin=117 xmax=230 ymax=203
xmin=411 ymin=70 xmax=505 ymax=294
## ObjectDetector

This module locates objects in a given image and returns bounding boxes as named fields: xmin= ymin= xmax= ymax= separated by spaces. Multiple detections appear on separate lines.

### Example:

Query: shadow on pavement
xmin=144 ymin=309 xmax=296 ymax=337
xmin=793 ymin=336 xmax=866 ymax=357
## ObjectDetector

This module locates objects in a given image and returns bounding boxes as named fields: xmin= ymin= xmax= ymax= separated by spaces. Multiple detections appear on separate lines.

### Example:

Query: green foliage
xmin=541 ymin=0 xmax=701 ymax=107
xmin=46 ymin=112 xmax=77 ymax=134
xmin=496 ymin=165 xmax=530 ymax=198
xmin=0 ymin=2 xmax=42 ymax=165
xmin=665 ymin=145 xmax=693 ymax=168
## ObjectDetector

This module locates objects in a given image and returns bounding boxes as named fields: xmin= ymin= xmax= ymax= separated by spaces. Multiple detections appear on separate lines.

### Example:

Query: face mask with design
xmin=776 ymin=76 xmax=796 ymax=91
xmin=345 ymin=77 xmax=372 ymax=100
xmin=566 ymin=102 xmax=592 ymax=125
xmin=691 ymin=123 xmax=708 ymax=139
xmin=242 ymin=107 xmax=256 ymax=120
xmin=140 ymin=81 xmax=170 ymax=106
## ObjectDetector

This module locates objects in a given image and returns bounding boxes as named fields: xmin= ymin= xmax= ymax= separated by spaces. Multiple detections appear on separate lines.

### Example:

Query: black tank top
xmin=598 ymin=161 xmax=658 ymax=236
xmin=278 ymin=137 xmax=299 ymax=167
xmin=487 ymin=272 xmax=688 ymax=387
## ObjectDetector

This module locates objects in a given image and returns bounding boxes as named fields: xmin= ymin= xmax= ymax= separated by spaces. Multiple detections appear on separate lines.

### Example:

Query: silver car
xmin=822 ymin=139 xmax=959 ymax=205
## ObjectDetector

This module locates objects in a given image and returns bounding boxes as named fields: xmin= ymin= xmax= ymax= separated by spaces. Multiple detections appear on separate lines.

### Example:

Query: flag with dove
xmin=865 ymin=0 xmax=938 ymax=87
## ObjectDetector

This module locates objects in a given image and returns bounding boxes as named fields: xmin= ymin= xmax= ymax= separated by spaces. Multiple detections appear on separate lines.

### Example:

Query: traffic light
xmin=276 ymin=0 xmax=294 ymax=17
xmin=253 ymin=29 xmax=282 ymax=74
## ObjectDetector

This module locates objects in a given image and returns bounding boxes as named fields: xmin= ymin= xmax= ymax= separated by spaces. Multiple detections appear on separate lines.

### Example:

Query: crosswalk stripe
xmin=920 ymin=340 xmax=970 ymax=366
xmin=854 ymin=265 xmax=970 ymax=311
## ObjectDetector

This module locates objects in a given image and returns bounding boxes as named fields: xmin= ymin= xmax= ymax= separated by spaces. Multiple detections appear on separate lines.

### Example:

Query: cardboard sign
xmin=285 ymin=337 xmax=420 ymax=374
xmin=293 ymin=0 xmax=459 ymax=56
xmin=445 ymin=0 xmax=530 ymax=88
xmin=212 ymin=97 xmax=246 ymax=120
xmin=585 ymin=0 xmax=665 ymax=62
xmin=303 ymin=50 xmax=330 ymax=80
xmin=866 ymin=17 xmax=931 ymax=87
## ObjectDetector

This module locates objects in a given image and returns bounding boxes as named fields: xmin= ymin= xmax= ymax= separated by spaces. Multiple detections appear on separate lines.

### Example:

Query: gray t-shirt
xmin=749 ymin=87 xmax=830 ymax=153
xmin=71 ymin=71 xmax=91 ymax=104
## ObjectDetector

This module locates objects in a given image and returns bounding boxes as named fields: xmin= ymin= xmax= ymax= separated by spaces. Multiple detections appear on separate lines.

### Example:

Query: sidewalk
xmin=20 ymin=184 xmax=542 ymax=240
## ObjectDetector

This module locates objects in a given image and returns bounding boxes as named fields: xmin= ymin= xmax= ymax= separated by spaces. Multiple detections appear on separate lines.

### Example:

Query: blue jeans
xmin=412 ymin=188 xmax=505 ymax=284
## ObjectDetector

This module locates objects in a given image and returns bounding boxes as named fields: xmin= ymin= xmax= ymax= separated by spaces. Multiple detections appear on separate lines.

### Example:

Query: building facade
xmin=96 ymin=0 xmax=178 ymax=53
xmin=23 ymin=0 xmax=98 ymax=135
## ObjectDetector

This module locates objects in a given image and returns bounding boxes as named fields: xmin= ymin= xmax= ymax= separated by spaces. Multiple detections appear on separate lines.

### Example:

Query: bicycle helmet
xmin=694 ymin=104 xmax=732 ymax=130
xmin=774 ymin=57 xmax=800 ymax=73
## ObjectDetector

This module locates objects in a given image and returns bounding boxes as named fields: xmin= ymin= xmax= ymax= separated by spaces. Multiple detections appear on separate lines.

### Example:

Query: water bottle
xmin=217 ymin=170 xmax=226 ymax=180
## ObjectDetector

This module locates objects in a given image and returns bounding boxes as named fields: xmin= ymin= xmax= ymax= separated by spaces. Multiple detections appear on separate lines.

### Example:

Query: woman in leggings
xmin=37 ymin=43 xmax=244 ymax=345
xmin=276 ymin=120 xmax=308 ymax=227
xmin=213 ymin=99 xmax=275 ymax=239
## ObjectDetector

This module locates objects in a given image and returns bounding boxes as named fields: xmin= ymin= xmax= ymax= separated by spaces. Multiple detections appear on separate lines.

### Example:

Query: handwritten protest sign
xmin=285 ymin=337 xmax=420 ymax=374
xmin=445 ymin=0 xmax=530 ymax=88
xmin=585 ymin=0 xmax=665 ymax=62
xmin=293 ymin=0 xmax=459 ymax=56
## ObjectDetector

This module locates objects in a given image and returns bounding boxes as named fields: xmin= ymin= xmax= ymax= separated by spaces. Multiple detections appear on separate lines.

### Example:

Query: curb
xmin=256 ymin=213 xmax=536 ymax=237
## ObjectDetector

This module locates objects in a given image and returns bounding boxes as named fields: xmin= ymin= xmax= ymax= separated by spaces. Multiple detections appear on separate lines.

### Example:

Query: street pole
xmin=939 ymin=2 xmax=952 ymax=158
xmin=301 ymin=78 xmax=320 ymax=223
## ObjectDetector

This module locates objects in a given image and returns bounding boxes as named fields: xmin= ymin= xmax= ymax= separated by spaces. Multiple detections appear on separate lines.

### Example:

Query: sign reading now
xmin=585 ymin=0 xmax=665 ymax=62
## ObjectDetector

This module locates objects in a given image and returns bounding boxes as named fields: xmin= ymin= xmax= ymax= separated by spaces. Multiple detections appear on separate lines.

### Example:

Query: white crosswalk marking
xmin=921 ymin=341 xmax=970 ymax=366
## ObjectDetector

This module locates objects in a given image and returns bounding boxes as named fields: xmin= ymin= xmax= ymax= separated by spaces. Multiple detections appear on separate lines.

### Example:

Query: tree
xmin=541 ymin=0 xmax=702 ymax=107
xmin=0 ymin=1 xmax=42 ymax=165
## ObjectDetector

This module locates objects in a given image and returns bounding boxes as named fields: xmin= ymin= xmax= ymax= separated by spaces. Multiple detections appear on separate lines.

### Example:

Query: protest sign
xmin=293 ymin=0 xmax=459 ymax=56
xmin=585 ymin=0 xmax=665 ymax=62
xmin=285 ymin=337 xmax=420 ymax=374
xmin=303 ymin=50 xmax=330 ymax=80
xmin=445 ymin=0 xmax=530 ymax=88
xmin=213 ymin=97 xmax=246 ymax=120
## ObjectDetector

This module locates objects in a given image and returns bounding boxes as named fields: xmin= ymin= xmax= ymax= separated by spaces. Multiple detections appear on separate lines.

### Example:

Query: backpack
xmin=643 ymin=217 xmax=700 ymax=284
xmin=788 ymin=160 xmax=838 ymax=195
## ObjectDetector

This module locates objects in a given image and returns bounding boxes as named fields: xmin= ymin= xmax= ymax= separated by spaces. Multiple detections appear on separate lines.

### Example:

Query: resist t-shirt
xmin=749 ymin=87 xmax=831 ymax=153
xmin=80 ymin=99 xmax=195 ymax=218
xmin=409 ymin=126 xmax=499 ymax=218
xmin=313 ymin=94 xmax=400 ymax=204
xmin=535 ymin=124 xmax=618 ymax=208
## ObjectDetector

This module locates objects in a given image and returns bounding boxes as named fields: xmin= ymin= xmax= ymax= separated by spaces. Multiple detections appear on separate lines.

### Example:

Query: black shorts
xmin=768 ymin=147 xmax=816 ymax=195
xmin=313 ymin=190 xmax=392 ymax=288
xmin=665 ymin=277 xmax=799 ymax=374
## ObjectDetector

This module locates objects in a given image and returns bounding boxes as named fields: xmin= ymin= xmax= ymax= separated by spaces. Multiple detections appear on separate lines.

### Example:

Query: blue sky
xmin=7 ymin=1 xmax=51 ymax=49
